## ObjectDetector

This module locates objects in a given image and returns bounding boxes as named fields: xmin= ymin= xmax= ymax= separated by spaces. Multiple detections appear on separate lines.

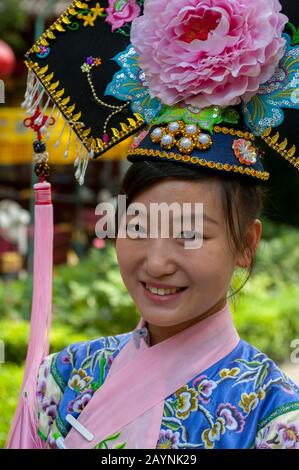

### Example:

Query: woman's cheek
xmin=116 ymin=239 xmax=132 ymax=271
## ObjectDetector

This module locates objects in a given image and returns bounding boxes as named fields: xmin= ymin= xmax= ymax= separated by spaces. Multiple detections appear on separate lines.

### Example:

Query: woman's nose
xmin=143 ymin=239 xmax=177 ymax=277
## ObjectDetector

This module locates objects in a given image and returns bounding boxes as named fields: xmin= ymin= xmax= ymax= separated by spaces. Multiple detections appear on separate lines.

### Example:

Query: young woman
xmin=6 ymin=0 xmax=299 ymax=450
xmin=27 ymin=158 xmax=298 ymax=450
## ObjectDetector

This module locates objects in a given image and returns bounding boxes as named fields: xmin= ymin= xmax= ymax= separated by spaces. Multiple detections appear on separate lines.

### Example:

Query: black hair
xmin=117 ymin=159 xmax=269 ymax=299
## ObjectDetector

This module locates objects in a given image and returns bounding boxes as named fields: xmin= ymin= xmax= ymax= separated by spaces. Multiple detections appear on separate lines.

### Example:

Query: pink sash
xmin=64 ymin=302 xmax=240 ymax=449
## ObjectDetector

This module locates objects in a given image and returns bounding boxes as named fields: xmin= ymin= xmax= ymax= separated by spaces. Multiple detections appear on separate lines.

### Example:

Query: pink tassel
xmin=6 ymin=182 xmax=53 ymax=449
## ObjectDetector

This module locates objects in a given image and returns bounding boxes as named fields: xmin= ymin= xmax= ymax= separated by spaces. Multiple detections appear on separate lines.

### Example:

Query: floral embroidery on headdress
xmin=243 ymin=32 xmax=299 ymax=135
xmin=105 ymin=0 xmax=141 ymax=33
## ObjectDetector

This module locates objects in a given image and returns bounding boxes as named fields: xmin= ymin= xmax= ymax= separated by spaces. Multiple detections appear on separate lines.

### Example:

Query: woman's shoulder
xmin=38 ymin=330 xmax=133 ymax=391
xmin=228 ymin=338 xmax=299 ymax=404
xmin=234 ymin=339 xmax=299 ymax=448
xmin=234 ymin=338 xmax=299 ymax=387
xmin=35 ymin=331 xmax=133 ymax=445
xmin=189 ymin=338 xmax=299 ymax=449
xmin=54 ymin=331 xmax=131 ymax=376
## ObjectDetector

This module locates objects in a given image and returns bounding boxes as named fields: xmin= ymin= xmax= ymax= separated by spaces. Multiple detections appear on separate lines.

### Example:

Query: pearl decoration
xmin=161 ymin=134 xmax=174 ymax=146
xmin=179 ymin=137 xmax=193 ymax=150
xmin=197 ymin=134 xmax=211 ymax=145
xmin=185 ymin=124 xmax=198 ymax=135
xmin=151 ymin=127 xmax=163 ymax=140
xmin=168 ymin=122 xmax=180 ymax=133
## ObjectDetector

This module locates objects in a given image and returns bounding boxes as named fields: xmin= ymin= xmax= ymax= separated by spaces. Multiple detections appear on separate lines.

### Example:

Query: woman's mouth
xmin=140 ymin=282 xmax=188 ymax=303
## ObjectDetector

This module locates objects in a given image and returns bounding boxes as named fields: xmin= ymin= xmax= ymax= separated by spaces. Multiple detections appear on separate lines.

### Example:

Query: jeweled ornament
xmin=161 ymin=134 xmax=175 ymax=149
xmin=177 ymin=137 xmax=194 ymax=154
xmin=233 ymin=139 xmax=257 ymax=166
xmin=150 ymin=127 xmax=164 ymax=143
xmin=196 ymin=133 xmax=212 ymax=150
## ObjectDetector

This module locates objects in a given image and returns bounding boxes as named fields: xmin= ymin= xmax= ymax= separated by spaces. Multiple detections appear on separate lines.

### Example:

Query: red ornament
xmin=23 ymin=105 xmax=55 ymax=141
xmin=0 ymin=40 xmax=16 ymax=79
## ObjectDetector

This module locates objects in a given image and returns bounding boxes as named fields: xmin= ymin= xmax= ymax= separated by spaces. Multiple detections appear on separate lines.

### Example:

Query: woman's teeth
xmin=145 ymin=284 xmax=183 ymax=296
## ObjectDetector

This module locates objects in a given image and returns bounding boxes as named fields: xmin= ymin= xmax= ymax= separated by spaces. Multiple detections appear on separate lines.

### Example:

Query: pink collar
xmin=64 ymin=301 xmax=240 ymax=449
xmin=133 ymin=301 xmax=235 ymax=350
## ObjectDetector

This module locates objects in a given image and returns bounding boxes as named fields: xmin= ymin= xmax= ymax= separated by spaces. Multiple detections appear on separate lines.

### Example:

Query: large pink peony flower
xmin=130 ymin=0 xmax=288 ymax=107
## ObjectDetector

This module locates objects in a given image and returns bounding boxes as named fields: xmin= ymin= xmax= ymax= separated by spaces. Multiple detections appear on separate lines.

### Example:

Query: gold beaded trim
xmin=127 ymin=148 xmax=270 ymax=181
xmin=213 ymin=126 xmax=255 ymax=140
xmin=261 ymin=127 xmax=299 ymax=171
xmin=24 ymin=60 xmax=144 ymax=157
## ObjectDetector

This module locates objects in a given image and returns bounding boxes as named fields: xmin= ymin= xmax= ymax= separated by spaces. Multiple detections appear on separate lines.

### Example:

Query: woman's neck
xmin=146 ymin=297 xmax=228 ymax=347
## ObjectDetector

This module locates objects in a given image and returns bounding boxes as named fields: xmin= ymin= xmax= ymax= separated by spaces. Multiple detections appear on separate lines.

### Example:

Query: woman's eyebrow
xmin=172 ymin=212 xmax=220 ymax=226
xmin=126 ymin=209 xmax=220 ymax=226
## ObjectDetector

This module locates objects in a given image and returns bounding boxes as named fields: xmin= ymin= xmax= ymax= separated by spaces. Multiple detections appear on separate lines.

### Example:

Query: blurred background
xmin=0 ymin=0 xmax=299 ymax=449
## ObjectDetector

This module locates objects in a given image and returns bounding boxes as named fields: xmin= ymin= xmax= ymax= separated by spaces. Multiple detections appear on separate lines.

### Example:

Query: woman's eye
xmin=126 ymin=224 xmax=147 ymax=235
xmin=176 ymin=231 xmax=203 ymax=240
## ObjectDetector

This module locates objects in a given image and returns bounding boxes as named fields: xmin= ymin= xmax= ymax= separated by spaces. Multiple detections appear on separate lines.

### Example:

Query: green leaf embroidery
xmin=163 ymin=400 xmax=175 ymax=418
xmin=113 ymin=442 xmax=127 ymax=449
xmin=81 ymin=355 xmax=92 ymax=370
xmin=222 ymin=107 xmax=240 ymax=124
xmin=234 ymin=359 xmax=266 ymax=369
xmin=99 ymin=352 xmax=107 ymax=387
xmin=254 ymin=363 xmax=269 ymax=389
xmin=95 ymin=431 xmax=126 ymax=449
xmin=161 ymin=417 xmax=181 ymax=431
xmin=152 ymin=104 xmax=240 ymax=132
xmin=287 ymin=22 xmax=299 ymax=46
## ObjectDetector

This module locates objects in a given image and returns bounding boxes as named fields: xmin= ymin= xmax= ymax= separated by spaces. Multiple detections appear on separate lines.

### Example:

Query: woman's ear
xmin=236 ymin=219 xmax=263 ymax=269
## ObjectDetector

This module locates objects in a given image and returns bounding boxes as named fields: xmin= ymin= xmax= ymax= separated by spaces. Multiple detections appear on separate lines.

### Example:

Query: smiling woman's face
xmin=116 ymin=178 xmax=260 ymax=332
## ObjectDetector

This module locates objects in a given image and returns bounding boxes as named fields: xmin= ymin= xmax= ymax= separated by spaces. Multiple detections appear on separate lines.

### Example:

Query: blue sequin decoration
xmin=105 ymin=44 xmax=163 ymax=124
xmin=242 ymin=34 xmax=299 ymax=135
